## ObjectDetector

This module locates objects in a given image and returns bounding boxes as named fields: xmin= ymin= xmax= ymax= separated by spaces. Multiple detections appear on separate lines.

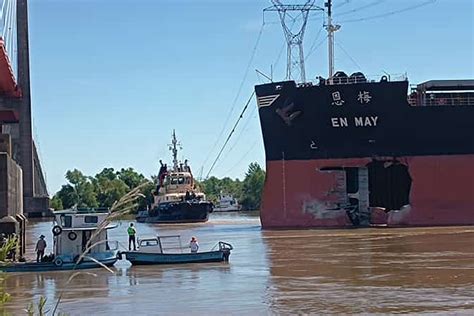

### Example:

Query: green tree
xmin=50 ymin=195 xmax=63 ymax=210
xmin=241 ymin=162 xmax=265 ymax=210
xmin=62 ymin=169 xmax=98 ymax=208
xmin=117 ymin=167 xmax=145 ymax=189
xmin=55 ymin=184 xmax=76 ymax=209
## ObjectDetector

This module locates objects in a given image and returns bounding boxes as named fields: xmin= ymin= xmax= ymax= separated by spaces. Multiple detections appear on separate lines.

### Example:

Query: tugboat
xmin=0 ymin=208 xmax=119 ymax=272
xmin=136 ymin=131 xmax=213 ymax=223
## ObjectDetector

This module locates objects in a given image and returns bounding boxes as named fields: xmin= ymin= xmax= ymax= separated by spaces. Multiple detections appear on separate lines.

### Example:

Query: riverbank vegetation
xmin=51 ymin=162 xmax=265 ymax=212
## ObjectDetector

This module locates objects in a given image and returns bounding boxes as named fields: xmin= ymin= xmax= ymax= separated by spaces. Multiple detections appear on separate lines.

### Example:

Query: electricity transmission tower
xmin=264 ymin=0 xmax=323 ymax=83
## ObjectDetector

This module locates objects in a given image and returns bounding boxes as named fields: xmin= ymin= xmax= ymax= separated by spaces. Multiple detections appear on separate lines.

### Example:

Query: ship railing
xmin=300 ymin=73 xmax=408 ymax=87
xmin=408 ymin=94 xmax=474 ymax=106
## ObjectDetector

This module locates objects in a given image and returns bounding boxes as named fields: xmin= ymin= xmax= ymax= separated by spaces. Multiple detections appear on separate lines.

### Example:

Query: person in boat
xmin=127 ymin=223 xmax=137 ymax=251
xmin=157 ymin=161 xmax=168 ymax=192
xmin=185 ymin=191 xmax=191 ymax=201
xmin=189 ymin=236 xmax=199 ymax=253
xmin=35 ymin=235 xmax=47 ymax=263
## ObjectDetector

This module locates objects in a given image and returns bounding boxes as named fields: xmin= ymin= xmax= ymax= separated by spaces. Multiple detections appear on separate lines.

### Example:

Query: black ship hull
xmin=136 ymin=201 xmax=213 ymax=223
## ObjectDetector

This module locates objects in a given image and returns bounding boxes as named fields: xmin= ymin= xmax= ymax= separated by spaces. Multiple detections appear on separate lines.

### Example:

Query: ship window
xmin=84 ymin=216 xmax=98 ymax=224
xmin=185 ymin=177 xmax=191 ymax=184
xmin=61 ymin=215 xmax=72 ymax=228
xmin=171 ymin=177 xmax=178 ymax=185
xmin=178 ymin=177 xmax=185 ymax=184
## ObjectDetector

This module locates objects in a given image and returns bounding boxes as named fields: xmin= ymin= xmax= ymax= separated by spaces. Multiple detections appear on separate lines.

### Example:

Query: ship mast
xmin=169 ymin=130 xmax=180 ymax=171
xmin=325 ymin=0 xmax=340 ymax=83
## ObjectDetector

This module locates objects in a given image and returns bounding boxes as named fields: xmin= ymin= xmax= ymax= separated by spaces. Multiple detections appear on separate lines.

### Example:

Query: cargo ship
xmin=255 ymin=1 xmax=474 ymax=229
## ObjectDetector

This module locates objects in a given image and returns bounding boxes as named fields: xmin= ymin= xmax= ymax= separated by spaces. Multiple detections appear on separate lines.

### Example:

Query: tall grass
xmin=1 ymin=183 xmax=147 ymax=316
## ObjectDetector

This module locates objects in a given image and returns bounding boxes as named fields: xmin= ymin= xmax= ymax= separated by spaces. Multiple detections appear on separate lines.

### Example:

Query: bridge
xmin=0 ymin=0 xmax=49 ymax=228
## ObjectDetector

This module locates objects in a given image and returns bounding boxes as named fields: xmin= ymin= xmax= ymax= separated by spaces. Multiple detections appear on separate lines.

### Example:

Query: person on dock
xmin=128 ymin=223 xmax=137 ymax=251
xmin=189 ymin=236 xmax=199 ymax=253
xmin=35 ymin=235 xmax=47 ymax=262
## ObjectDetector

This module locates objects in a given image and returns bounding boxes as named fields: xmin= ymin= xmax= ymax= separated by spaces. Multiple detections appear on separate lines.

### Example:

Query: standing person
xmin=189 ymin=236 xmax=199 ymax=253
xmin=127 ymin=223 xmax=137 ymax=251
xmin=35 ymin=235 xmax=47 ymax=262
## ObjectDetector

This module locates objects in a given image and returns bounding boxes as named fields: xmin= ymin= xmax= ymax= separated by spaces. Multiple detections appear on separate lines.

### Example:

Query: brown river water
xmin=2 ymin=212 xmax=474 ymax=315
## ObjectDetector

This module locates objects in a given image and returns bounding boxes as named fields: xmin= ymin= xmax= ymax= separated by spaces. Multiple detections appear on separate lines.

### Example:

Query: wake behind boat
xmin=120 ymin=235 xmax=233 ymax=265
xmin=136 ymin=130 xmax=213 ymax=223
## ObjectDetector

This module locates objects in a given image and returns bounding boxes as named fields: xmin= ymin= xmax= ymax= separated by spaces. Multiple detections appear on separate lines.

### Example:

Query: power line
xmin=338 ymin=0 xmax=437 ymax=23
xmin=205 ymin=91 xmax=255 ymax=179
xmin=335 ymin=0 xmax=387 ymax=18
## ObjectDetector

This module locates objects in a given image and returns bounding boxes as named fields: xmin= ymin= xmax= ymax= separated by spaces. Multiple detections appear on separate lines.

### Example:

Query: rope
xmin=201 ymin=22 xmax=265 ymax=172
xmin=219 ymin=139 xmax=259 ymax=177
xmin=205 ymin=91 xmax=255 ymax=179
xmin=215 ymin=102 xmax=257 ymax=166
xmin=335 ymin=39 xmax=363 ymax=70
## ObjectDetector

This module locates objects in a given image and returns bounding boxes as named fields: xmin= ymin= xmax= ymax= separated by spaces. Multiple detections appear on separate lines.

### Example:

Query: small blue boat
xmin=0 ymin=208 xmax=120 ymax=273
xmin=0 ymin=255 xmax=117 ymax=273
xmin=120 ymin=235 xmax=233 ymax=265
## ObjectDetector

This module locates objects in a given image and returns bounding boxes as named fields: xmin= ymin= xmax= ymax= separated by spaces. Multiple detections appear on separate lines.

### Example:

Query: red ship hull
xmin=261 ymin=155 xmax=474 ymax=229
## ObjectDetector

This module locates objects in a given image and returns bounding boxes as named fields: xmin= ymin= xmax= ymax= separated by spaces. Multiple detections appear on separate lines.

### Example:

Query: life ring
xmin=68 ymin=231 xmax=77 ymax=241
xmin=380 ymin=75 xmax=388 ymax=82
xmin=52 ymin=225 xmax=62 ymax=236
xmin=53 ymin=257 xmax=63 ymax=267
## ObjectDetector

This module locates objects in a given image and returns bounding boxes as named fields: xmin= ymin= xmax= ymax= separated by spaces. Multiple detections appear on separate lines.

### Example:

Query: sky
xmin=21 ymin=0 xmax=474 ymax=194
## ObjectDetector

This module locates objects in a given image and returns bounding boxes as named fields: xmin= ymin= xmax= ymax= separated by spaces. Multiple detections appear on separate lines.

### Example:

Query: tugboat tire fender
xmin=53 ymin=257 xmax=63 ymax=267
xmin=52 ymin=225 xmax=62 ymax=236
xmin=68 ymin=232 xmax=77 ymax=241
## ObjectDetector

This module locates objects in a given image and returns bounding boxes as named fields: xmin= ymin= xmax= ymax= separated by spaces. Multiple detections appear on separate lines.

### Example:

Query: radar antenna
xmin=265 ymin=1 xmax=323 ymax=83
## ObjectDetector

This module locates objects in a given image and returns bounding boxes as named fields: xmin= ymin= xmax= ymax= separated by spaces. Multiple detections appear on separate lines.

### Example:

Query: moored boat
xmin=136 ymin=130 xmax=213 ymax=223
xmin=0 ymin=208 xmax=119 ymax=272
xmin=214 ymin=193 xmax=242 ymax=212
xmin=120 ymin=235 xmax=233 ymax=265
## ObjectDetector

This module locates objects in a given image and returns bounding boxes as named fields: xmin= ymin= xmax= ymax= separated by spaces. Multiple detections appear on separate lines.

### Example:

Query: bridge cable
xmin=205 ymin=91 xmax=255 ymax=179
